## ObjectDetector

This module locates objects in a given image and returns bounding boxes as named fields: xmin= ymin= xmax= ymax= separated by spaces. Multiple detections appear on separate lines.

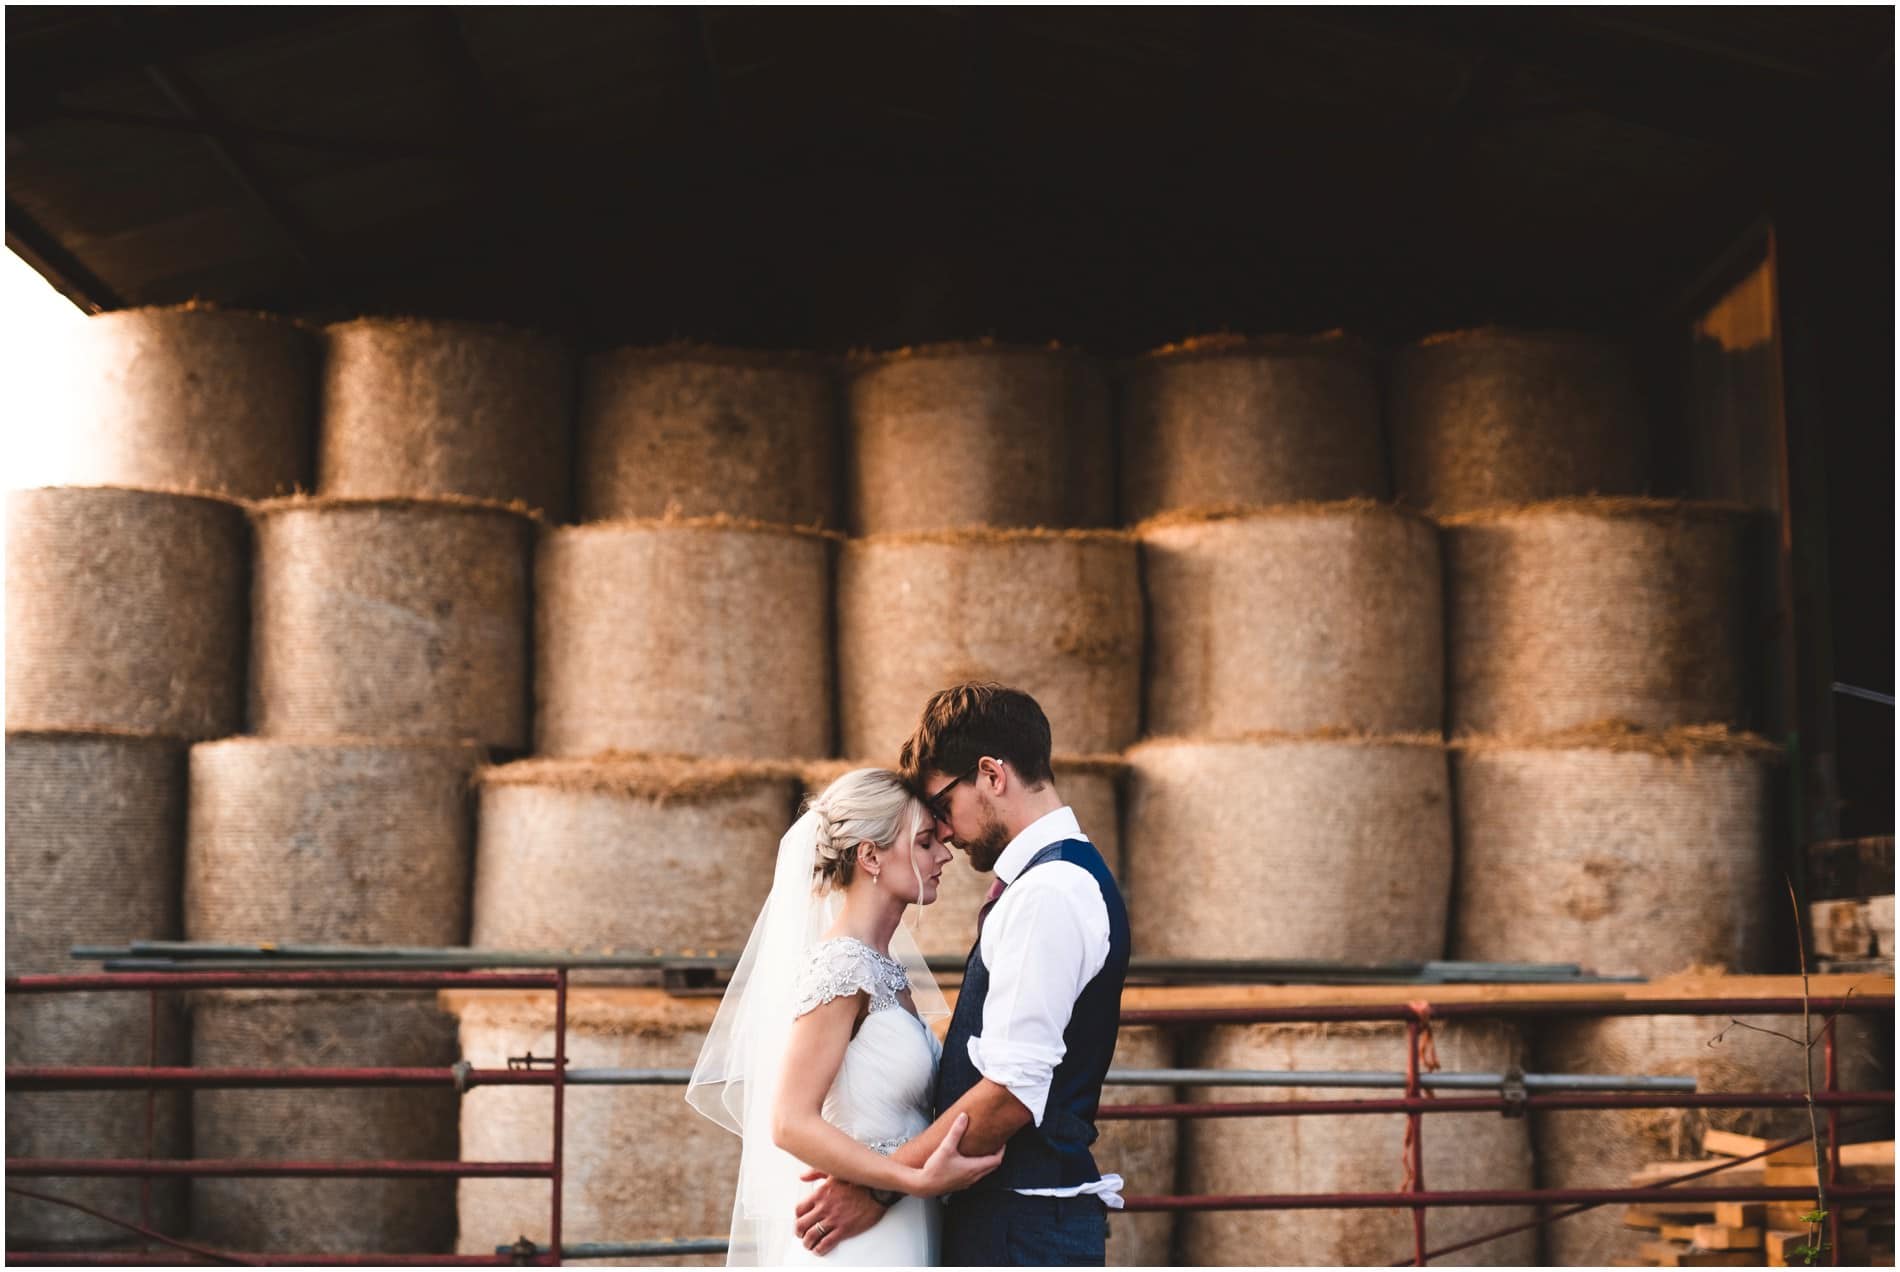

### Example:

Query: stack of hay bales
xmin=5 ymin=730 xmax=191 ymax=1250
xmin=1442 ymin=500 xmax=1773 ymax=975
xmin=453 ymin=990 xmax=734 ymax=1267
xmin=5 ymin=480 xmax=251 ymax=1251
xmin=180 ymin=316 xmax=566 ymax=1252
xmin=458 ymin=344 xmax=845 ymax=1254
xmin=837 ymin=340 xmax=1138 ymax=855
xmin=1400 ymin=361 xmax=1786 ymax=1267
xmin=1130 ymin=500 xmax=1451 ymax=964
xmin=184 ymin=738 xmax=482 ymax=1252
xmin=18 ymin=297 xmax=1808 ymax=1269
xmin=1179 ymin=1019 xmax=1538 ymax=1266
xmin=1122 ymin=344 xmax=1452 ymax=1263
xmin=1100 ymin=1025 xmax=1179 ymax=1267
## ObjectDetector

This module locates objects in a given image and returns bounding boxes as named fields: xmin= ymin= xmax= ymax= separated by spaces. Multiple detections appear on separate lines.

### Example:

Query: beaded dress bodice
xmin=791 ymin=937 xmax=941 ymax=1156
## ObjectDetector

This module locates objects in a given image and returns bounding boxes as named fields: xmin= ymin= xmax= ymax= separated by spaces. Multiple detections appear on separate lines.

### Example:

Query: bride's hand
xmin=914 ymin=1112 xmax=1006 ymax=1197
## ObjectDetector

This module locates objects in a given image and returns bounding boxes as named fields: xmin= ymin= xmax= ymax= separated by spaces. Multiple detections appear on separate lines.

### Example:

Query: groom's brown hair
xmin=901 ymin=682 xmax=1054 ymax=787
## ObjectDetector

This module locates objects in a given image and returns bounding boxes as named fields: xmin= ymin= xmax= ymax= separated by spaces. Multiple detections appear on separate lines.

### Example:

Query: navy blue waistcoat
xmin=933 ymin=838 xmax=1131 ymax=1192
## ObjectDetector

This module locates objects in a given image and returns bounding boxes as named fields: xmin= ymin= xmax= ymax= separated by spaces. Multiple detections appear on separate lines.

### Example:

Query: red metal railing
xmin=7 ymin=975 xmax=1892 ymax=1266
xmin=1103 ymin=994 xmax=1895 ymax=1266
xmin=5 ymin=968 xmax=569 ymax=1267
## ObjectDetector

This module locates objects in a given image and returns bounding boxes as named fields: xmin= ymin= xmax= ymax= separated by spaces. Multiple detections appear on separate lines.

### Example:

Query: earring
xmin=870 ymin=869 xmax=880 ymax=887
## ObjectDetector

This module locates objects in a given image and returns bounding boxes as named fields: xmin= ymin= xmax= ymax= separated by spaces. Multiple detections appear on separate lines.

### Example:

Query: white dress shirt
xmin=965 ymin=805 xmax=1123 ymax=1207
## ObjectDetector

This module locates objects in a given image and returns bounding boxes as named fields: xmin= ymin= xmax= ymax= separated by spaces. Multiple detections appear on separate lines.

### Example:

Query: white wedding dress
xmin=774 ymin=936 xmax=943 ymax=1267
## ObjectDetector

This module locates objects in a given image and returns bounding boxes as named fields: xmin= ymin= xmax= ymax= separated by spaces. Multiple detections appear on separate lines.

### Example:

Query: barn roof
xmin=6 ymin=7 xmax=1891 ymax=351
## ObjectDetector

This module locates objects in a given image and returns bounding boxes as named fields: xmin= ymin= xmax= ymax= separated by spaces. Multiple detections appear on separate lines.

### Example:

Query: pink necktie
xmin=977 ymin=876 xmax=1007 ymax=932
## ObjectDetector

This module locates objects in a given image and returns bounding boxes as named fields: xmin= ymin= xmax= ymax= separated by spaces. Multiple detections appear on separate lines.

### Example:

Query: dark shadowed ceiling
xmin=6 ymin=7 xmax=1893 ymax=352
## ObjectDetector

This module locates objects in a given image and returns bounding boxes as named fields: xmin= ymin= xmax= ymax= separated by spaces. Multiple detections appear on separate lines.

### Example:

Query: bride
xmin=687 ymin=768 xmax=1003 ymax=1265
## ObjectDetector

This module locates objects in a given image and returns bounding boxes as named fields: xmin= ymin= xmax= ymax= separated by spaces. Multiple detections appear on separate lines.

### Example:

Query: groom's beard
xmin=959 ymin=803 xmax=1013 ymax=873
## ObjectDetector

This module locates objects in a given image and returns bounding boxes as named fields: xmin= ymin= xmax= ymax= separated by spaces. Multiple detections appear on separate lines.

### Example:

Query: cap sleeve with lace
xmin=792 ymin=937 xmax=910 ymax=1018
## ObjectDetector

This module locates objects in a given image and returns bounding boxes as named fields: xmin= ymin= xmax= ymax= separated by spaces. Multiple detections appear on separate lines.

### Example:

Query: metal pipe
xmin=6 ymin=1254 xmax=515 ymax=1266
xmin=1117 ymin=1183 xmax=1896 ymax=1212
xmin=7 ymin=1158 xmax=554 ymax=1179
xmin=81 ymin=942 xmax=1636 ymax=982
xmin=1825 ymin=1019 xmax=1841 ymax=1268
xmin=6 ymin=1066 xmax=558 ymax=1091
xmin=1405 ymin=1018 xmax=1426 ymax=1265
xmin=469 ymin=1066 xmax=1709 ymax=1091
xmin=1096 ymin=1089 xmax=1892 ymax=1119
xmin=549 ymin=968 xmax=567 ymax=1270
xmin=7 ymin=971 xmax=560 ymax=993
xmin=1833 ymin=681 xmax=1895 ymax=706
xmin=1120 ymin=996 xmax=1892 ymax=1025
xmin=1109 ymin=1068 xmax=1698 ymax=1090
xmin=2 ymin=1064 xmax=1699 ymax=1094
xmin=141 ymin=989 xmax=157 ymax=1249
xmin=501 ymin=1239 xmax=730 ymax=1259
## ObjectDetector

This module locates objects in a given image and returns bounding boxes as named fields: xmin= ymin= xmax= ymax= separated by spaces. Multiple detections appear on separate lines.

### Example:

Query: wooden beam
xmin=138 ymin=60 xmax=330 ymax=295
xmin=4 ymin=199 xmax=122 ymax=312
xmin=5 ymin=8 xmax=359 ymax=126
xmin=437 ymin=972 xmax=1895 ymax=1024
xmin=33 ymin=104 xmax=467 ymax=163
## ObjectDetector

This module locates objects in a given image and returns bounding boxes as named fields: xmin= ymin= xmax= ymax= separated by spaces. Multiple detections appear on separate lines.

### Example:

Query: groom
xmin=794 ymin=682 xmax=1132 ymax=1265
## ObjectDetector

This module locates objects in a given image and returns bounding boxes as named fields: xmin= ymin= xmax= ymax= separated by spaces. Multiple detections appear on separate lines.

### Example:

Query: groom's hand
xmin=793 ymin=1172 xmax=883 ymax=1255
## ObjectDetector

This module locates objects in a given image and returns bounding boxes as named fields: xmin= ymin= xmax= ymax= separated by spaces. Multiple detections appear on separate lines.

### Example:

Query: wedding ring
xmin=814 ymin=1223 xmax=829 ymax=1238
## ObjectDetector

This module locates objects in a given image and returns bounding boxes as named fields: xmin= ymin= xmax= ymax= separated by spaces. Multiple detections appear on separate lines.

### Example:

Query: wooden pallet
xmin=1620 ymin=1132 xmax=1894 ymax=1267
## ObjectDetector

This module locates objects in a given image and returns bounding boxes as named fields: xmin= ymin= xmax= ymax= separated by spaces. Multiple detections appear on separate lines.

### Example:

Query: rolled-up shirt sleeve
xmin=964 ymin=862 xmax=1111 ymax=1126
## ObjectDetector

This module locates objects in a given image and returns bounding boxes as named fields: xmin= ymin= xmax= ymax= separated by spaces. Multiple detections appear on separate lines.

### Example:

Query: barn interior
xmin=5 ymin=7 xmax=1894 ymax=1267
xmin=11 ymin=6 xmax=1891 ymax=838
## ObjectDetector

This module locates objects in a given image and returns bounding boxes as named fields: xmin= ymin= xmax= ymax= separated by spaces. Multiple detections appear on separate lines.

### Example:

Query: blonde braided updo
xmin=808 ymin=768 xmax=922 ymax=893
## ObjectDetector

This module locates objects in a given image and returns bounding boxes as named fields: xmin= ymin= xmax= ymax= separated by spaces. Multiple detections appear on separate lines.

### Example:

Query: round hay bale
xmin=1138 ymin=503 xmax=1442 ymax=737
xmin=52 ymin=305 xmax=316 ymax=498
xmin=837 ymin=530 xmax=1142 ymax=760
xmin=1451 ymin=728 xmax=1780 ymax=978
xmin=798 ymin=755 xmax=1126 ymax=960
xmin=576 ymin=345 xmax=838 ymax=527
xmin=1120 ymin=332 xmax=1386 ymax=522
xmin=1181 ymin=1019 xmax=1536 ymax=1266
xmin=845 ymin=342 xmax=1112 ymax=534
xmin=7 ymin=487 xmax=248 ymax=738
xmin=190 ymin=990 xmax=459 ymax=1253
xmin=1126 ymin=736 xmax=1451 ymax=962
xmin=1101 ymin=1025 xmax=1177 ymax=1267
xmin=7 ymin=995 xmax=190 ymax=1250
xmin=250 ymin=496 xmax=536 ymax=748
xmin=471 ymin=756 xmax=799 ymax=977
xmin=534 ymin=518 xmax=834 ymax=759
xmin=1534 ymin=1011 xmax=1887 ymax=1266
xmin=1389 ymin=327 xmax=1648 ymax=515
xmin=452 ymin=990 xmax=732 ymax=1266
xmin=6 ymin=730 xmax=188 ymax=1247
xmin=1443 ymin=499 xmax=1758 ymax=736
xmin=319 ymin=317 xmax=575 ymax=517
xmin=186 ymin=738 xmax=481 ymax=945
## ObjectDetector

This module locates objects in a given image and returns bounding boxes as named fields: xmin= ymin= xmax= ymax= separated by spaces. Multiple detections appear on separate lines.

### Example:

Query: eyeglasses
xmin=925 ymin=763 xmax=982 ymax=822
